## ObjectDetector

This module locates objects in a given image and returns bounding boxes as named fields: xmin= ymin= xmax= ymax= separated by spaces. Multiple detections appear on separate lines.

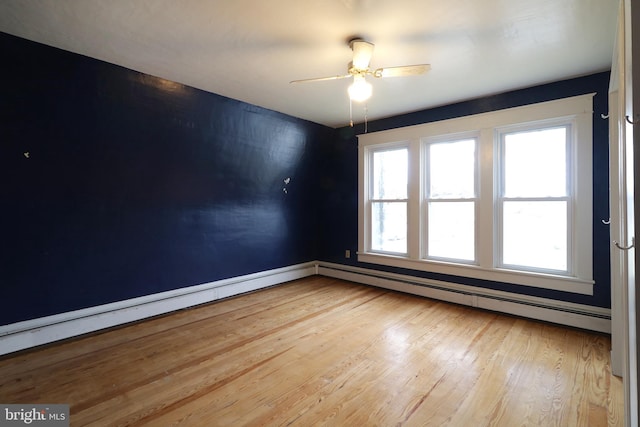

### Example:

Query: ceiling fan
xmin=290 ymin=38 xmax=431 ymax=103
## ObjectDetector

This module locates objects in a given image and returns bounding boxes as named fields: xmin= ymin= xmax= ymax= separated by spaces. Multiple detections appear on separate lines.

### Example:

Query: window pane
xmin=427 ymin=202 xmax=475 ymax=261
xmin=372 ymin=202 xmax=407 ymax=253
xmin=502 ymin=201 xmax=567 ymax=271
xmin=429 ymin=139 xmax=475 ymax=198
xmin=373 ymin=148 xmax=407 ymax=199
xmin=503 ymin=127 xmax=567 ymax=197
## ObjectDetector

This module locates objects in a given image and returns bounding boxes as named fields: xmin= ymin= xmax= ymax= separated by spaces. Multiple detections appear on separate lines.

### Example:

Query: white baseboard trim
xmin=0 ymin=262 xmax=317 ymax=356
xmin=0 ymin=260 xmax=611 ymax=357
xmin=317 ymin=262 xmax=611 ymax=334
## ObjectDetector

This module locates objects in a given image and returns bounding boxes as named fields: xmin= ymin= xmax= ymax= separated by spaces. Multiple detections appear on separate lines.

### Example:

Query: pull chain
xmin=364 ymin=103 xmax=368 ymax=133
xmin=348 ymin=99 xmax=369 ymax=132
xmin=349 ymin=98 xmax=354 ymax=127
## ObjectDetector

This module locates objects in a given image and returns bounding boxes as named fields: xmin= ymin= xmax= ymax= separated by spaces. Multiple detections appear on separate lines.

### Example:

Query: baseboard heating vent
xmin=316 ymin=263 xmax=610 ymax=334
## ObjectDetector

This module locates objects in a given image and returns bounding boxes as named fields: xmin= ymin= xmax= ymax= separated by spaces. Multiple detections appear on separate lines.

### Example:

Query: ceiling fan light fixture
xmin=348 ymin=75 xmax=372 ymax=102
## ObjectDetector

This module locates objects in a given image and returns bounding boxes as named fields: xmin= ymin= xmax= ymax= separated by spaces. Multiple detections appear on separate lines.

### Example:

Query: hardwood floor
xmin=0 ymin=276 xmax=623 ymax=426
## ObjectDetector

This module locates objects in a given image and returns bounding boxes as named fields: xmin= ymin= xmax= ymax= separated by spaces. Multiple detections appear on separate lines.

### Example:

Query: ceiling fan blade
xmin=290 ymin=74 xmax=352 ymax=84
xmin=350 ymin=39 xmax=374 ymax=70
xmin=374 ymin=64 xmax=431 ymax=78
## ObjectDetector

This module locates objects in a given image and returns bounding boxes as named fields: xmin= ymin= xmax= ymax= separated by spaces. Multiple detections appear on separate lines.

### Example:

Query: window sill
xmin=357 ymin=252 xmax=594 ymax=295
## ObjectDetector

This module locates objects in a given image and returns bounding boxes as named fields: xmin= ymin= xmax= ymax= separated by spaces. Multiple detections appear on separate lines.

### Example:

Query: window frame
xmin=357 ymin=94 xmax=594 ymax=295
xmin=495 ymin=121 xmax=574 ymax=276
xmin=367 ymin=143 xmax=410 ymax=256
xmin=422 ymin=133 xmax=480 ymax=264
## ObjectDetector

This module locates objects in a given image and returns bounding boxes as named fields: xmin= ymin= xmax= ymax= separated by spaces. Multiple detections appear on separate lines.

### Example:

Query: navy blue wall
xmin=0 ymin=30 xmax=612 ymax=327
xmin=319 ymin=72 xmax=612 ymax=308
xmin=0 ymin=32 xmax=332 ymax=325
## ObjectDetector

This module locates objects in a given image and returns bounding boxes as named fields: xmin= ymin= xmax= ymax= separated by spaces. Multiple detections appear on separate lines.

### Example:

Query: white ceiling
xmin=0 ymin=0 xmax=618 ymax=128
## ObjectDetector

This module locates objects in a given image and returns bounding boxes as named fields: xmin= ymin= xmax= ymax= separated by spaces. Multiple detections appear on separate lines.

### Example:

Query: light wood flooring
xmin=0 ymin=276 xmax=624 ymax=426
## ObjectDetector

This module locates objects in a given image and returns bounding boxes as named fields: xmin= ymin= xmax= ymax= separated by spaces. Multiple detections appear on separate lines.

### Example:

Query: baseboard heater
xmin=0 ymin=261 xmax=610 ymax=357
xmin=316 ymin=263 xmax=611 ymax=334
xmin=0 ymin=262 xmax=317 ymax=356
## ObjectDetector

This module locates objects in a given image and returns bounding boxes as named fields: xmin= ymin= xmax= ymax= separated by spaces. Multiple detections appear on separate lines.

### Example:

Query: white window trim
xmin=495 ymin=120 xmax=577 ymax=278
xmin=362 ymin=140 xmax=411 ymax=256
xmin=357 ymin=94 xmax=594 ymax=295
xmin=422 ymin=132 xmax=480 ymax=264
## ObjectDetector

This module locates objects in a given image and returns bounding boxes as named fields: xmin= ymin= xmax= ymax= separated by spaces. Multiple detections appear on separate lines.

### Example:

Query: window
xmin=370 ymin=147 xmax=408 ymax=254
xmin=358 ymin=94 xmax=594 ymax=295
xmin=425 ymin=137 xmax=477 ymax=262
xmin=498 ymin=125 xmax=570 ymax=273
